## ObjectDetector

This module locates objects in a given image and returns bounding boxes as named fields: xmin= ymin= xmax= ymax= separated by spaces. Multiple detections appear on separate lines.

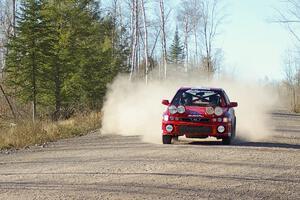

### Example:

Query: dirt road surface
xmin=0 ymin=112 xmax=299 ymax=200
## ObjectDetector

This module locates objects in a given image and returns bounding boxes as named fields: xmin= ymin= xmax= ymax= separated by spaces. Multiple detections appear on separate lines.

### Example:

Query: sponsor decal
xmin=188 ymin=110 xmax=203 ymax=118
xmin=188 ymin=114 xmax=203 ymax=118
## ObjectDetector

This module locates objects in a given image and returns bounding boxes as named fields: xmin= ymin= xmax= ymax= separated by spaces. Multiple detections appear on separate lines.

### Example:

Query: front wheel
xmin=172 ymin=136 xmax=179 ymax=141
xmin=232 ymin=118 xmax=237 ymax=139
xmin=223 ymin=119 xmax=236 ymax=145
xmin=162 ymin=135 xmax=172 ymax=144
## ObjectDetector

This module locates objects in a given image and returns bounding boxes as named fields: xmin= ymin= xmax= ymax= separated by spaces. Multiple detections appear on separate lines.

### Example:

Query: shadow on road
xmin=186 ymin=140 xmax=300 ymax=150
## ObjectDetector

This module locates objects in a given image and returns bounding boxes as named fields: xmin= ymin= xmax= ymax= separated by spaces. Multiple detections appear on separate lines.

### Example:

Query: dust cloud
xmin=101 ymin=74 xmax=277 ymax=143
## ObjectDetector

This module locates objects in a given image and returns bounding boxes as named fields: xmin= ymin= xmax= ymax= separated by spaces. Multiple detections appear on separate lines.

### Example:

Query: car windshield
xmin=172 ymin=89 xmax=223 ymax=107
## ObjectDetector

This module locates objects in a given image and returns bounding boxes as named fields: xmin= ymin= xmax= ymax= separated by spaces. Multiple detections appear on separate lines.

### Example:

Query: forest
xmin=0 ymin=0 xmax=300 ymax=149
xmin=0 ymin=0 xmax=230 ymax=121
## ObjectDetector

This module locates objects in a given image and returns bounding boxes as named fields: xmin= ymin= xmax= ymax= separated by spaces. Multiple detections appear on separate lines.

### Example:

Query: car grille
xmin=178 ymin=117 xmax=210 ymax=123
xmin=178 ymin=126 xmax=212 ymax=134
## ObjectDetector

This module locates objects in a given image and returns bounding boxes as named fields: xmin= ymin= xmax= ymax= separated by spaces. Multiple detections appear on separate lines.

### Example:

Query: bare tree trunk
xmin=292 ymin=86 xmax=297 ymax=112
xmin=194 ymin=29 xmax=198 ymax=66
xmin=137 ymin=35 xmax=140 ymax=75
xmin=0 ymin=84 xmax=16 ymax=119
xmin=196 ymin=0 xmax=225 ymax=79
xmin=159 ymin=0 xmax=167 ymax=79
xmin=32 ymin=63 xmax=37 ymax=122
xmin=54 ymin=62 xmax=61 ymax=120
xmin=129 ymin=0 xmax=138 ymax=81
xmin=184 ymin=17 xmax=189 ymax=73
xmin=0 ymin=0 xmax=17 ymax=72
xmin=13 ymin=0 xmax=16 ymax=36
xmin=111 ymin=0 xmax=118 ymax=56
xmin=203 ymin=14 xmax=211 ymax=74
xmin=31 ymin=38 xmax=37 ymax=122
xmin=140 ymin=0 xmax=149 ymax=84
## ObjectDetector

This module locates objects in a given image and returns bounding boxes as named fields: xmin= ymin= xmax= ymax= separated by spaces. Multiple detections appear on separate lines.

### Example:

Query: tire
xmin=223 ymin=118 xmax=236 ymax=145
xmin=172 ymin=136 xmax=179 ymax=141
xmin=162 ymin=135 xmax=172 ymax=144
xmin=222 ymin=136 xmax=231 ymax=145
xmin=232 ymin=118 xmax=237 ymax=139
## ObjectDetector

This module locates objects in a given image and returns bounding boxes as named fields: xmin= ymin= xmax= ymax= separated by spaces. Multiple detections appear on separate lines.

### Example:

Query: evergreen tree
xmin=5 ymin=0 xmax=48 ymax=118
xmin=5 ymin=0 xmax=128 ymax=119
xmin=41 ymin=0 xmax=80 ymax=117
xmin=63 ymin=1 xmax=122 ymax=109
xmin=169 ymin=28 xmax=184 ymax=64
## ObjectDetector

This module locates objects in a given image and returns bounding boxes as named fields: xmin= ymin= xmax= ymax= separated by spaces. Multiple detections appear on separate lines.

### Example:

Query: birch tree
xmin=189 ymin=0 xmax=202 ymax=66
xmin=199 ymin=0 xmax=225 ymax=76
xmin=159 ymin=0 xmax=168 ymax=79
xmin=0 ymin=0 xmax=16 ymax=73
xmin=276 ymin=0 xmax=300 ymax=112
xmin=129 ymin=0 xmax=139 ymax=80
xmin=178 ymin=1 xmax=193 ymax=72
xmin=276 ymin=0 xmax=300 ymax=43
xmin=140 ymin=0 xmax=149 ymax=84
xmin=283 ymin=51 xmax=300 ymax=112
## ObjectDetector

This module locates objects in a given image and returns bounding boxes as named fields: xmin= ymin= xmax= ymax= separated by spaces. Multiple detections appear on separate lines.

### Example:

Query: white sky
xmin=167 ymin=0 xmax=294 ymax=81
xmin=214 ymin=0 xmax=293 ymax=81
xmin=2 ymin=0 xmax=296 ymax=81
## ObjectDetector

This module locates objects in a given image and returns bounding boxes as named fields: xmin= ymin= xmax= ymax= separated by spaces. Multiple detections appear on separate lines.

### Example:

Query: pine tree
xmin=5 ymin=0 xmax=49 ymax=119
xmin=40 ymin=0 xmax=78 ymax=118
xmin=43 ymin=0 xmax=125 ymax=110
xmin=169 ymin=28 xmax=184 ymax=64
xmin=5 ymin=0 xmax=128 ymax=119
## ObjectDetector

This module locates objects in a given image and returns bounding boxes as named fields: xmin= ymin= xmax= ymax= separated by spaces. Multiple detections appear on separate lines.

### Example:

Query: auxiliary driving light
xmin=206 ymin=107 xmax=214 ymax=115
xmin=217 ymin=125 xmax=225 ymax=133
xmin=166 ymin=125 xmax=174 ymax=133
xmin=168 ymin=105 xmax=177 ymax=114
xmin=214 ymin=107 xmax=223 ymax=116
xmin=177 ymin=105 xmax=186 ymax=114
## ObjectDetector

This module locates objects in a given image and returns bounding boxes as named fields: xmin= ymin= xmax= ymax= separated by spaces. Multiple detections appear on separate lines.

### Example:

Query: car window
xmin=172 ymin=89 xmax=225 ymax=107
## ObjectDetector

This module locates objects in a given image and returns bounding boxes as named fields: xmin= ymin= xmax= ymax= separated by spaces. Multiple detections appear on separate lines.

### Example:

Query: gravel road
xmin=0 ymin=112 xmax=299 ymax=200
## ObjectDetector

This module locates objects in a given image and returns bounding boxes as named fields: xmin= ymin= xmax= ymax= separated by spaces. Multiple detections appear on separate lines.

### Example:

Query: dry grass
xmin=0 ymin=112 xmax=101 ymax=150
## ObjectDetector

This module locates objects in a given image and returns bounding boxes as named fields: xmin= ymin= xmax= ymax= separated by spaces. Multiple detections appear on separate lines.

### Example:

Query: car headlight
xmin=168 ymin=105 xmax=177 ymax=114
xmin=206 ymin=107 xmax=214 ymax=115
xmin=214 ymin=107 xmax=223 ymax=116
xmin=177 ymin=105 xmax=185 ymax=114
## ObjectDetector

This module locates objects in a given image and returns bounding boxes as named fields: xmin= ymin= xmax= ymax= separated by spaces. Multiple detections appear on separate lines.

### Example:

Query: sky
xmin=215 ymin=0 xmax=294 ymax=81
xmin=1 ymin=0 xmax=295 ymax=81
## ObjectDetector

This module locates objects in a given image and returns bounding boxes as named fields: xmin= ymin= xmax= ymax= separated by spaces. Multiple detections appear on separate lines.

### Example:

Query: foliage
xmin=4 ymin=0 xmax=128 ymax=118
xmin=168 ymin=28 xmax=184 ymax=64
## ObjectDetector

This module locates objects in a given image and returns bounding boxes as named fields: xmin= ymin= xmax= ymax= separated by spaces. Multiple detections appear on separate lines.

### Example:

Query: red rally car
xmin=161 ymin=87 xmax=238 ymax=145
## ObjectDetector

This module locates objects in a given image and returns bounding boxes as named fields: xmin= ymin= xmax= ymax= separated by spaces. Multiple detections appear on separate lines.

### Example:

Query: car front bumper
xmin=162 ymin=120 xmax=232 ymax=138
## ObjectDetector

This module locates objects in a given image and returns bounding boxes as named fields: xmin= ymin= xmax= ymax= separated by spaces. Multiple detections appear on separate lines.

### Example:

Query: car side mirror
xmin=229 ymin=102 xmax=238 ymax=107
xmin=162 ymin=99 xmax=170 ymax=106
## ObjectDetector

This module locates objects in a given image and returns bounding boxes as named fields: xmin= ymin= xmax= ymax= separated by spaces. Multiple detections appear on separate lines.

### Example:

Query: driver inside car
xmin=180 ymin=92 xmax=193 ymax=106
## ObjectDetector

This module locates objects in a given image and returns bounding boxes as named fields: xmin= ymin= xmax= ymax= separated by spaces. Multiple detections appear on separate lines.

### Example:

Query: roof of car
xmin=179 ymin=87 xmax=224 ymax=92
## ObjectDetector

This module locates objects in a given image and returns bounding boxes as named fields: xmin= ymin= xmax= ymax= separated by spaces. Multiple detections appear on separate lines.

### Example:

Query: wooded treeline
xmin=277 ymin=0 xmax=300 ymax=112
xmin=0 ymin=0 xmax=226 ymax=119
